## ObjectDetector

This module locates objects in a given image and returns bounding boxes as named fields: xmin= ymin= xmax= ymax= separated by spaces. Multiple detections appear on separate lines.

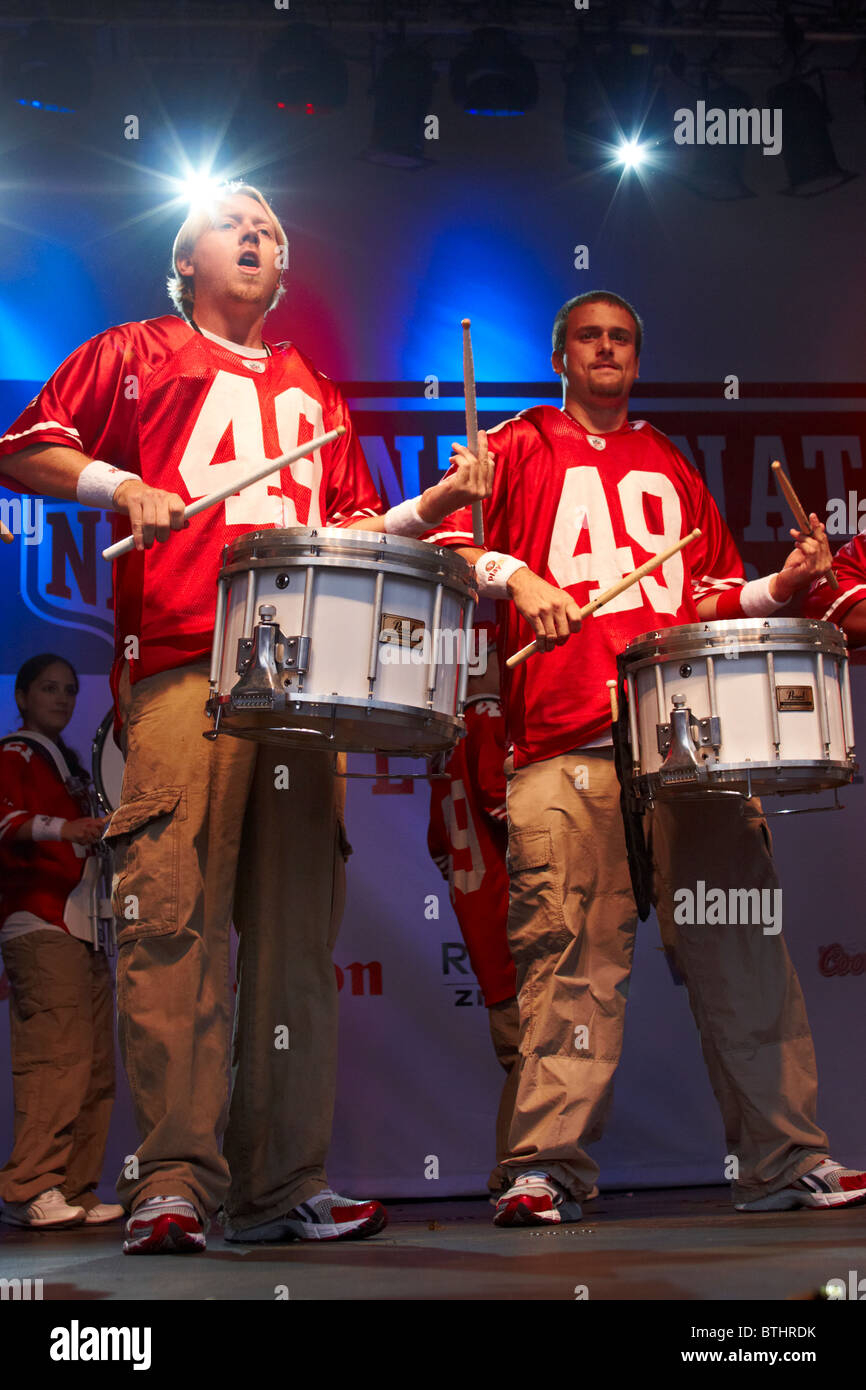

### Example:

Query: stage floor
xmin=0 ymin=1186 xmax=861 ymax=1301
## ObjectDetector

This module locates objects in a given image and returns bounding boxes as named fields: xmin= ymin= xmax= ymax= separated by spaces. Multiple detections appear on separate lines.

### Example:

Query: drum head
xmin=91 ymin=710 xmax=125 ymax=814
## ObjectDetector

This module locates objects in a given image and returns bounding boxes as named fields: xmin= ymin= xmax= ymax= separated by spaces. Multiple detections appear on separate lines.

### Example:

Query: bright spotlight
xmin=617 ymin=139 xmax=647 ymax=170
xmin=175 ymin=168 xmax=226 ymax=208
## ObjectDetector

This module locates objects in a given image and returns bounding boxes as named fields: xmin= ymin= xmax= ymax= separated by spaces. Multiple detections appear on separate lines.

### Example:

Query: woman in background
xmin=0 ymin=653 xmax=120 ymax=1228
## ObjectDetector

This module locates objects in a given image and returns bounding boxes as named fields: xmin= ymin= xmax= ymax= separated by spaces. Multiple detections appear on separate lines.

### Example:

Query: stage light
xmin=258 ymin=24 xmax=348 ymax=113
xmin=768 ymin=75 xmax=855 ymax=196
xmin=563 ymin=39 xmax=663 ymax=173
xmin=176 ymin=169 xmax=226 ymax=208
xmin=3 ymin=23 xmax=92 ymax=114
xmin=365 ymin=46 xmax=436 ymax=169
xmin=678 ymin=81 xmax=756 ymax=201
xmin=617 ymin=139 xmax=648 ymax=170
xmin=449 ymin=28 xmax=538 ymax=116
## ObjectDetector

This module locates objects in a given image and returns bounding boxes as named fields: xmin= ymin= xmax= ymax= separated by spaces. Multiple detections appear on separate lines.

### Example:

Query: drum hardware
xmin=90 ymin=710 xmax=125 ymax=955
xmin=336 ymin=748 xmax=455 ymax=780
xmin=231 ymin=604 xmax=312 ymax=707
xmin=766 ymin=787 xmax=846 ymax=817
xmin=656 ymin=694 xmax=708 ymax=788
xmin=619 ymin=618 xmax=857 ymax=812
xmin=656 ymin=711 xmax=722 ymax=756
xmin=206 ymin=527 xmax=476 ymax=755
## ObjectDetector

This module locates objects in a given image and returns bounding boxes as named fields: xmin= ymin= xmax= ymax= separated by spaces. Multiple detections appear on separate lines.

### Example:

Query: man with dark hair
xmin=551 ymin=290 xmax=644 ymax=359
xmin=440 ymin=291 xmax=866 ymax=1224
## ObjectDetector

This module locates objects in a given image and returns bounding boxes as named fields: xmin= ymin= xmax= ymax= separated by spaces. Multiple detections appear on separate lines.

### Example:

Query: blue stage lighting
xmin=4 ymin=25 xmax=90 ymax=113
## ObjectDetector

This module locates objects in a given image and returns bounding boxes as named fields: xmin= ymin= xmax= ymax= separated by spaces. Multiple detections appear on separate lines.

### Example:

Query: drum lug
xmin=658 ymin=694 xmax=707 ymax=788
xmin=230 ymin=617 xmax=284 ymax=711
xmin=280 ymin=635 xmax=311 ymax=674
xmin=697 ymin=715 xmax=721 ymax=748
xmin=236 ymin=637 xmax=255 ymax=675
xmin=657 ymin=712 xmax=720 ymax=756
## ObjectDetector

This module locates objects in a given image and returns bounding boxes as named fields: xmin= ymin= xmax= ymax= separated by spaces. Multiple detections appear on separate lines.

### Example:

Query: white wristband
xmin=383 ymin=496 xmax=429 ymax=538
xmin=76 ymin=460 xmax=139 ymax=510
xmin=31 ymin=815 xmax=67 ymax=842
xmin=476 ymin=552 xmax=527 ymax=599
xmin=740 ymin=573 xmax=787 ymax=617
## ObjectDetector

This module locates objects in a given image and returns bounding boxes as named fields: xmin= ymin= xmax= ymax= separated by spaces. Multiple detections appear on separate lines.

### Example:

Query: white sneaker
xmin=82 ymin=1202 xmax=125 ymax=1225
xmin=123 ymin=1195 xmax=206 ymax=1255
xmin=735 ymin=1158 xmax=866 ymax=1211
xmin=493 ymin=1171 xmax=584 ymax=1227
xmin=1 ymin=1187 xmax=86 ymax=1229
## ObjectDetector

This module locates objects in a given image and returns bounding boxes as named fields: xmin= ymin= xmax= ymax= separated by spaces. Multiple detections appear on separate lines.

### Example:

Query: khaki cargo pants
xmin=0 ymin=931 xmax=115 ymax=1208
xmin=107 ymin=661 xmax=348 ymax=1226
xmin=502 ymin=748 xmax=829 ymax=1204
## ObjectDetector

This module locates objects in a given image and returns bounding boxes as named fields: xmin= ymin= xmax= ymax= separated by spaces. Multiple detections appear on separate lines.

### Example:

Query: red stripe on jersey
xmin=806 ymin=533 xmax=866 ymax=628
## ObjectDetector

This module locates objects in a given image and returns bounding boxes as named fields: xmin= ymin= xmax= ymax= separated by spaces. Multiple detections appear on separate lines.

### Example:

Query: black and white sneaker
xmin=223 ymin=1188 xmax=387 ymax=1243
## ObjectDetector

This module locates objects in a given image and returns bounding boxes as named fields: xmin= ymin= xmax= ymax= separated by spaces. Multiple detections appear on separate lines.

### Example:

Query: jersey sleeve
xmin=805 ymin=534 xmax=866 ymax=626
xmin=0 ymin=330 xmax=136 ymax=491
xmin=0 ymin=743 xmax=39 ymax=844
xmin=319 ymin=380 xmax=383 ymax=526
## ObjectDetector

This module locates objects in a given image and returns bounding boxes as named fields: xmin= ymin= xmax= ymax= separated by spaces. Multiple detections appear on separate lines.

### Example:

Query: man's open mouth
xmin=237 ymin=252 xmax=260 ymax=269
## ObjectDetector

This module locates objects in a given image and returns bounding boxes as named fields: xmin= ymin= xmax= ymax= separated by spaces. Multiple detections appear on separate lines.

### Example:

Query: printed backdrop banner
xmin=1 ymin=382 xmax=864 ymax=1199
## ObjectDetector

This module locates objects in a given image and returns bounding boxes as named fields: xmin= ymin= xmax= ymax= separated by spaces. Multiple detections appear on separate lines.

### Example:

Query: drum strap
xmin=0 ymin=732 xmax=92 ymax=812
xmin=611 ymin=667 xmax=653 ymax=922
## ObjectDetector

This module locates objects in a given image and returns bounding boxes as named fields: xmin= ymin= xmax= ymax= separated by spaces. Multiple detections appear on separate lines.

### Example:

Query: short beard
xmin=588 ymin=375 xmax=624 ymax=399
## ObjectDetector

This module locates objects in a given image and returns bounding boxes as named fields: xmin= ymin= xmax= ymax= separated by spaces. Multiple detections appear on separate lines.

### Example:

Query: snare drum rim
xmin=91 ymin=708 xmax=118 ymax=816
xmin=222 ymin=526 xmax=476 ymax=593
xmin=217 ymin=549 xmax=478 ymax=604
xmin=620 ymin=617 xmax=849 ymax=669
xmin=216 ymin=688 xmax=467 ymax=727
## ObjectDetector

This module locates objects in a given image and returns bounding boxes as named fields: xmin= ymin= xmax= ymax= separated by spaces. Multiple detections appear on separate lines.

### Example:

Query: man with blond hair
xmin=0 ymin=182 xmax=491 ymax=1252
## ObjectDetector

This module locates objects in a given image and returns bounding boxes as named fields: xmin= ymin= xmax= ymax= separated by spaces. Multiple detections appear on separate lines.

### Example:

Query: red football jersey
xmin=442 ymin=406 xmax=745 ymax=766
xmin=806 ymin=534 xmax=866 ymax=628
xmin=0 ymin=738 xmax=92 ymax=931
xmin=427 ymin=696 xmax=515 ymax=1007
xmin=0 ymin=317 xmax=383 ymax=692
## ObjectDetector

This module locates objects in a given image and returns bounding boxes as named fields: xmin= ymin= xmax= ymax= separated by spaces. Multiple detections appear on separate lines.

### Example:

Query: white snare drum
xmin=618 ymin=618 xmax=857 ymax=805
xmin=91 ymin=709 xmax=126 ymax=813
xmin=206 ymin=527 xmax=477 ymax=754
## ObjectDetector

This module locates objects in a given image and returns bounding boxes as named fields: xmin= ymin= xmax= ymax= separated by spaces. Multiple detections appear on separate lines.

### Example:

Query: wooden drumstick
xmin=771 ymin=459 xmax=838 ymax=590
xmin=461 ymin=318 xmax=484 ymax=548
xmin=506 ymin=528 xmax=702 ymax=669
xmin=606 ymin=679 xmax=619 ymax=723
xmin=0 ymin=521 xmax=13 ymax=543
xmin=101 ymin=427 xmax=346 ymax=561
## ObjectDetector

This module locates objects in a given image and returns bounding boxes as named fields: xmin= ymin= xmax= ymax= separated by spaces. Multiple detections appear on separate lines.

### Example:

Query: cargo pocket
xmin=506 ymin=827 xmax=568 ymax=964
xmin=3 ymin=935 xmax=82 ymax=1066
xmin=104 ymin=787 xmax=186 ymax=945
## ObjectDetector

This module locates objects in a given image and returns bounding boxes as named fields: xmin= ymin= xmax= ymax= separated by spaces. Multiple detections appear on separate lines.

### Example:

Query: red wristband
xmin=714 ymin=587 xmax=745 ymax=619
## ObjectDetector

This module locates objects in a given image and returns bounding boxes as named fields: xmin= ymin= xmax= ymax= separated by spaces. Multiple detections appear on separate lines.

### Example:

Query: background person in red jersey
xmin=0 ymin=654 xmax=122 ymax=1231
xmin=427 ymin=621 xmax=518 ymax=1193
xmin=439 ymin=290 xmax=866 ymax=1227
xmin=805 ymin=533 xmax=866 ymax=649
xmin=0 ymin=184 xmax=491 ymax=1254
